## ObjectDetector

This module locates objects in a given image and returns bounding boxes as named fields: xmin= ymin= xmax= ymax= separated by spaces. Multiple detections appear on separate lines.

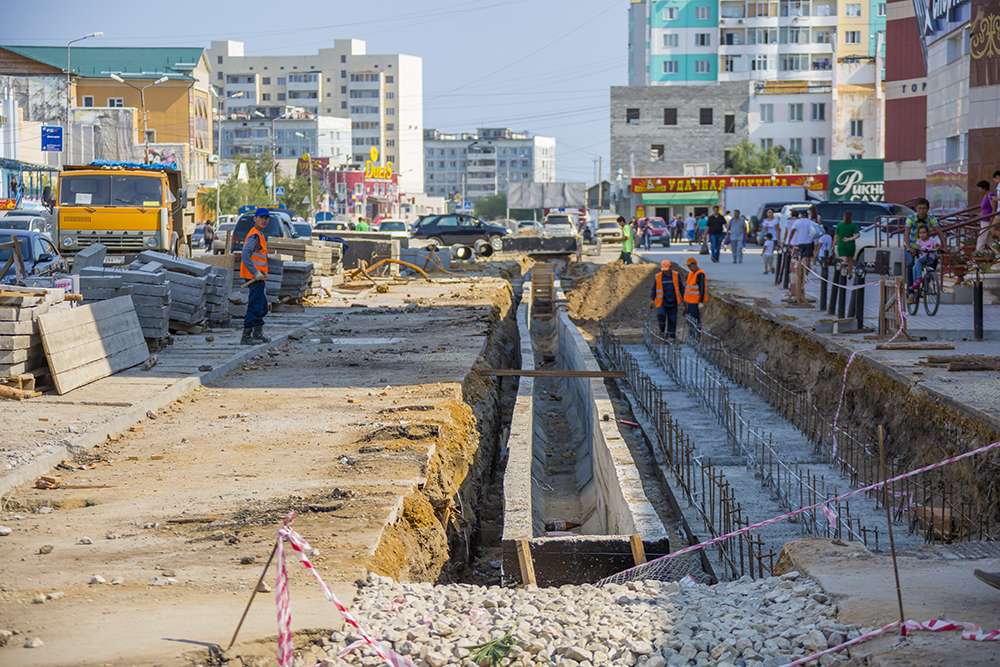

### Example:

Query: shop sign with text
xmin=828 ymin=160 xmax=884 ymax=202
xmin=632 ymin=174 xmax=827 ymax=193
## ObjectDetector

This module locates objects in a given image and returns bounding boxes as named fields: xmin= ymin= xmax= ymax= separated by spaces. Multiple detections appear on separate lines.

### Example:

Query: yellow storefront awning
xmin=642 ymin=192 xmax=719 ymax=205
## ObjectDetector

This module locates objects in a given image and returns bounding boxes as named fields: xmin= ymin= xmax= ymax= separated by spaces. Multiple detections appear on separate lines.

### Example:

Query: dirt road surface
xmin=0 ymin=276 xmax=516 ymax=667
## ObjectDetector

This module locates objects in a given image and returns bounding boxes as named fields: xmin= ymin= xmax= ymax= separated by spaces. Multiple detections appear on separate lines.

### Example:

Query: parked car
xmin=292 ymin=222 xmax=313 ymax=238
xmin=373 ymin=219 xmax=409 ymax=239
xmin=775 ymin=204 xmax=817 ymax=242
xmin=542 ymin=213 xmax=577 ymax=238
xmin=642 ymin=217 xmax=671 ymax=247
xmin=813 ymin=201 xmax=915 ymax=232
xmin=229 ymin=210 xmax=298 ymax=253
xmin=751 ymin=201 xmax=815 ymax=236
xmin=411 ymin=213 xmax=511 ymax=251
xmin=0 ymin=230 xmax=69 ymax=284
xmin=212 ymin=221 xmax=238 ymax=254
xmin=0 ymin=214 xmax=49 ymax=236
xmin=595 ymin=215 xmax=623 ymax=243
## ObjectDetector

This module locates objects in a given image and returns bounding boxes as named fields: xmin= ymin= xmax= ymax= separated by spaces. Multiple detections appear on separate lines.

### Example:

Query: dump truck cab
xmin=55 ymin=162 xmax=188 ymax=256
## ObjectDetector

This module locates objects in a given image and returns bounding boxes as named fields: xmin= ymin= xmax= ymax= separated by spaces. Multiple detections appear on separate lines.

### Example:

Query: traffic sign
xmin=41 ymin=126 xmax=63 ymax=152
xmin=461 ymin=202 xmax=473 ymax=210
xmin=275 ymin=186 xmax=285 ymax=197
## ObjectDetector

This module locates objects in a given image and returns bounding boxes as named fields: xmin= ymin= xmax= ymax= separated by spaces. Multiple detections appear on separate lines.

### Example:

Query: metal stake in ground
xmin=227 ymin=539 xmax=280 ymax=650
xmin=878 ymin=425 xmax=906 ymax=633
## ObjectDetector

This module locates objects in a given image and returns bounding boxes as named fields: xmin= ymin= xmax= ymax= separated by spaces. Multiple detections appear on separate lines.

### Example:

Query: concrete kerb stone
xmin=501 ymin=290 xmax=536 ymax=543
xmin=0 ymin=319 xmax=325 ymax=498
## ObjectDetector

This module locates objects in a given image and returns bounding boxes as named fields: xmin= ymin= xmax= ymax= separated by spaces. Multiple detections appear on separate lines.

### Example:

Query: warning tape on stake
xmin=275 ymin=512 xmax=416 ymax=667
xmin=779 ymin=618 xmax=1000 ymax=667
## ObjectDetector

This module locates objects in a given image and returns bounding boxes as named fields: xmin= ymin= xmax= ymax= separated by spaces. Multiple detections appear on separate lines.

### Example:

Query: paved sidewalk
xmin=635 ymin=243 xmax=1000 ymax=427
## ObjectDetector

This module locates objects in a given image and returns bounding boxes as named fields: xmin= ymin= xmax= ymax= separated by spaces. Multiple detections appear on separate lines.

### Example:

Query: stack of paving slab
xmin=77 ymin=266 xmax=171 ymax=340
xmin=0 ymin=286 xmax=72 ymax=381
xmin=278 ymin=261 xmax=314 ymax=300
xmin=129 ymin=251 xmax=218 ymax=330
xmin=269 ymin=237 xmax=341 ymax=296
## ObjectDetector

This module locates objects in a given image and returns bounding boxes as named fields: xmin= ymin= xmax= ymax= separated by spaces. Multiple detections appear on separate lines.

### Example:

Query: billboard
xmin=507 ymin=182 xmax=586 ymax=208
xmin=828 ymin=160 xmax=885 ymax=202
xmin=632 ymin=174 xmax=827 ymax=193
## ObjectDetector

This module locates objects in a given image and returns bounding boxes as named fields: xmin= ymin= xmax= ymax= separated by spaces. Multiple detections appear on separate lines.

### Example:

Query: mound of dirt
xmin=567 ymin=262 xmax=658 ymax=323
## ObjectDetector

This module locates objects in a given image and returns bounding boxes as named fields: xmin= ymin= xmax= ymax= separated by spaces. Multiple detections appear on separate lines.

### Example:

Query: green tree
xmin=473 ymin=192 xmax=507 ymax=220
xmin=727 ymin=137 xmax=802 ymax=175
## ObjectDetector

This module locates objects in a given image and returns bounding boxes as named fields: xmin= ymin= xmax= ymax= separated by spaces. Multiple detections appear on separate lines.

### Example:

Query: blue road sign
xmin=41 ymin=126 xmax=63 ymax=152
xmin=275 ymin=186 xmax=285 ymax=197
xmin=461 ymin=202 xmax=473 ymax=210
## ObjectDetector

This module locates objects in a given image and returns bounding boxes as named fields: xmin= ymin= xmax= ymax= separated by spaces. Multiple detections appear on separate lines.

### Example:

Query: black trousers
xmin=657 ymin=306 xmax=678 ymax=339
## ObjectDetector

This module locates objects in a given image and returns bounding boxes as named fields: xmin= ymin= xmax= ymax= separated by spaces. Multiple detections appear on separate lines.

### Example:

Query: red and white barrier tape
xmin=779 ymin=618 xmax=1000 ymax=667
xmin=803 ymin=264 xmax=883 ymax=292
xmin=274 ymin=512 xmax=415 ymax=667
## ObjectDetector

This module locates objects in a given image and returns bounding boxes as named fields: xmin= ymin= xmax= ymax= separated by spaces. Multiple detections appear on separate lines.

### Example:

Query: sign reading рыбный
xmin=828 ymin=159 xmax=884 ymax=202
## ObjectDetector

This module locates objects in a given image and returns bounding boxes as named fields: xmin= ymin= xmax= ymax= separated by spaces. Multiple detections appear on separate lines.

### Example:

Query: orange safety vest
xmin=684 ymin=268 xmax=706 ymax=304
xmin=655 ymin=271 xmax=682 ymax=307
xmin=240 ymin=227 xmax=269 ymax=280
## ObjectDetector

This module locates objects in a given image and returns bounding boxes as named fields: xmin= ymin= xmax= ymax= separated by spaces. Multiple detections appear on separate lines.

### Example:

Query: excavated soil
xmin=566 ymin=262 xmax=658 ymax=327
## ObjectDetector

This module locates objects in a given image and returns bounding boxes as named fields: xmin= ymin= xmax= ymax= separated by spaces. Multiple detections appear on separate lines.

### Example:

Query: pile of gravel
xmin=321 ymin=571 xmax=869 ymax=667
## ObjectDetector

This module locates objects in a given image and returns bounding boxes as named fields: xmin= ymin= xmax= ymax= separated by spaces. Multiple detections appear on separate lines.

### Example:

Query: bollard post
xmin=837 ymin=267 xmax=847 ymax=319
xmin=828 ymin=266 xmax=840 ymax=315
xmin=855 ymin=267 xmax=866 ymax=330
xmin=974 ymin=278 xmax=984 ymax=340
xmin=820 ymin=262 xmax=829 ymax=311
xmin=782 ymin=251 xmax=792 ymax=290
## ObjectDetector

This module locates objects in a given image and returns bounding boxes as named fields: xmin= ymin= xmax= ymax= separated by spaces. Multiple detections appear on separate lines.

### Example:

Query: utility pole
xmin=598 ymin=155 xmax=603 ymax=213
xmin=66 ymin=31 xmax=103 ymax=164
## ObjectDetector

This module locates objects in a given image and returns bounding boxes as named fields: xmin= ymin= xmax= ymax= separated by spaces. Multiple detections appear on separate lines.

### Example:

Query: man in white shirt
xmin=784 ymin=210 xmax=816 ymax=270
xmin=685 ymin=214 xmax=697 ymax=245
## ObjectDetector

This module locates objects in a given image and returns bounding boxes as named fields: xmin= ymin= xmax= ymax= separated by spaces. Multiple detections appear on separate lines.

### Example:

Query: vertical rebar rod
xmin=879 ymin=425 xmax=906 ymax=631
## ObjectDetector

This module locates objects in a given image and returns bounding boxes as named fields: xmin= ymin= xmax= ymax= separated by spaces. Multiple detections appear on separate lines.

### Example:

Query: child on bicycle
xmin=911 ymin=224 xmax=941 ymax=293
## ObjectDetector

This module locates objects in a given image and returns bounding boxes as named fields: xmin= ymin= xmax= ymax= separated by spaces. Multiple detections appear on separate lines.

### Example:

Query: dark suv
xmin=411 ymin=214 xmax=511 ymax=251
xmin=230 ymin=210 xmax=298 ymax=253
xmin=813 ymin=201 xmax=915 ymax=231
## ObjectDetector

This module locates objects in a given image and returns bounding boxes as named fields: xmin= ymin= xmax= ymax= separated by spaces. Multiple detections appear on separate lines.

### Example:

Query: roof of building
xmin=0 ymin=45 xmax=206 ymax=80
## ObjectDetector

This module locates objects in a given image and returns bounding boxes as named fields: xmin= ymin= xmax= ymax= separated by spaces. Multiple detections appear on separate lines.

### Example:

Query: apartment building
xmin=626 ymin=0 xmax=886 ymax=172
xmin=422 ymin=128 xmax=555 ymax=203
xmin=217 ymin=113 xmax=351 ymax=177
xmin=206 ymin=40 xmax=423 ymax=194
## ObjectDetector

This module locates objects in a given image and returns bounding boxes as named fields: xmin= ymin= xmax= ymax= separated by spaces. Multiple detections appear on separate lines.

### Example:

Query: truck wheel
xmin=179 ymin=244 xmax=192 ymax=259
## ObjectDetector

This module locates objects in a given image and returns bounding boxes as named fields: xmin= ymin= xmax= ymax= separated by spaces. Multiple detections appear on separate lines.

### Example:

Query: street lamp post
xmin=66 ymin=31 xmax=104 ymax=164
xmin=110 ymin=73 xmax=169 ymax=163
xmin=254 ymin=110 xmax=281 ymax=203
xmin=295 ymin=131 xmax=315 ymax=222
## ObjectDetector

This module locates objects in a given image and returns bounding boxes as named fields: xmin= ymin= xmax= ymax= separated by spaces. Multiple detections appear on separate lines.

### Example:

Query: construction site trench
xmin=2 ymin=256 xmax=1000 ymax=667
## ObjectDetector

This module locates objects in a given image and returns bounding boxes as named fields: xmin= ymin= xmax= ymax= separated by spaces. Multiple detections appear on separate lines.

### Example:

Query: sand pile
xmin=567 ymin=262 xmax=659 ymax=323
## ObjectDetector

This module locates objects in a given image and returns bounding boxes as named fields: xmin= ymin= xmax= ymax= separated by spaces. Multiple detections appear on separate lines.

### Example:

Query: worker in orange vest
xmin=683 ymin=256 xmax=707 ymax=331
xmin=650 ymin=259 xmax=682 ymax=340
xmin=240 ymin=207 xmax=271 ymax=345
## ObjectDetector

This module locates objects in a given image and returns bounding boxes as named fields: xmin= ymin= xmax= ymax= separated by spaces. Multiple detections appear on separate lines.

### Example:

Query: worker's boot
xmin=240 ymin=327 xmax=254 ymax=345
xmin=251 ymin=326 xmax=271 ymax=344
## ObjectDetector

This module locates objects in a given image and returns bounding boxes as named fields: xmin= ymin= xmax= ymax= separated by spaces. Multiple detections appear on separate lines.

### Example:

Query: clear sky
xmin=2 ymin=0 xmax=627 ymax=185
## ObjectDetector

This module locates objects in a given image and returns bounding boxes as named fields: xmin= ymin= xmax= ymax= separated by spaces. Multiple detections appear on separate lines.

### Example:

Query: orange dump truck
xmin=55 ymin=162 xmax=192 ymax=257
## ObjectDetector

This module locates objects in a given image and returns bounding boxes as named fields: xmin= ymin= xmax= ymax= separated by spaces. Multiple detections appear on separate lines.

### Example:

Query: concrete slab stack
xmin=0 ymin=287 xmax=71 ymax=379
xmin=78 ymin=267 xmax=170 ymax=340
xmin=265 ymin=256 xmax=283 ymax=302
xmin=78 ymin=273 xmax=133 ymax=304
xmin=278 ymin=262 xmax=313 ymax=300
xmin=132 ymin=251 xmax=214 ymax=331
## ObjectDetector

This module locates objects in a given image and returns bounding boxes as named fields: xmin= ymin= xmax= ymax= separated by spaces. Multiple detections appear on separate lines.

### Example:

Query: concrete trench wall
xmin=501 ymin=280 xmax=669 ymax=586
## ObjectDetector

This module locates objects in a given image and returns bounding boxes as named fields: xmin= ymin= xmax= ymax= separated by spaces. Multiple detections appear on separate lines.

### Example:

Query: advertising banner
xmin=631 ymin=174 xmax=827 ymax=193
xmin=828 ymin=160 xmax=885 ymax=202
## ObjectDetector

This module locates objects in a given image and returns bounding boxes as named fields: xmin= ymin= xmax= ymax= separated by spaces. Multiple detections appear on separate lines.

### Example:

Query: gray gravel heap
xmin=322 ymin=571 xmax=869 ymax=667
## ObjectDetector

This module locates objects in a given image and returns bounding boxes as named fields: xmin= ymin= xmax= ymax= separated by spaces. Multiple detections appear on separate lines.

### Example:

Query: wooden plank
xmin=479 ymin=369 xmax=627 ymax=378
xmin=948 ymin=361 xmax=1000 ymax=372
xmin=875 ymin=343 xmax=955 ymax=351
xmin=927 ymin=355 xmax=1000 ymax=364
xmin=630 ymin=533 xmax=647 ymax=566
xmin=37 ymin=296 xmax=148 ymax=394
xmin=516 ymin=539 xmax=536 ymax=587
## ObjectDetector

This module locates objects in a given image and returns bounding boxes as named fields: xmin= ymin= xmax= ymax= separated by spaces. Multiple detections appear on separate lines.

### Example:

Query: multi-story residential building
xmin=422 ymin=128 xmax=555 ymax=203
xmin=217 ymin=113 xmax=350 ymax=176
xmin=626 ymin=0 xmax=887 ymax=172
xmin=0 ymin=45 xmax=214 ymax=183
xmin=206 ymin=40 xmax=423 ymax=195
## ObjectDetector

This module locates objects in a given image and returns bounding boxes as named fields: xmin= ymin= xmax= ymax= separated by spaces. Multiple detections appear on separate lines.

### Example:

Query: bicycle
xmin=907 ymin=260 xmax=940 ymax=316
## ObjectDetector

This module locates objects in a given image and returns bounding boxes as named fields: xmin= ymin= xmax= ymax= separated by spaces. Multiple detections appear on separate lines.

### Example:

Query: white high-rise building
xmin=207 ymin=40 xmax=423 ymax=194
xmin=422 ymin=128 xmax=556 ymax=203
